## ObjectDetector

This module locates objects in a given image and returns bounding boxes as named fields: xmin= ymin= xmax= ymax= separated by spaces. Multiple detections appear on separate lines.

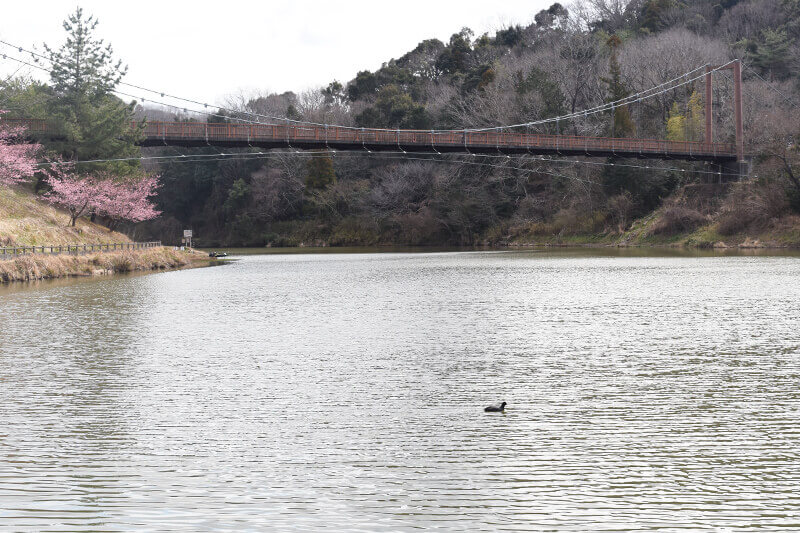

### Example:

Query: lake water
xmin=1 ymin=249 xmax=799 ymax=531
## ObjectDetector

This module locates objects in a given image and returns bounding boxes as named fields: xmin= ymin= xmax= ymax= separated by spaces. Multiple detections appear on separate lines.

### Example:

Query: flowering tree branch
xmin=0 ymin=111 xmax=42 ymax=186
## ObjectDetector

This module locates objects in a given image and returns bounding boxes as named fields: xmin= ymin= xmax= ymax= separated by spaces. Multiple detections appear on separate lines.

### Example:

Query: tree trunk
xmin=779 ymin=154 xmax=800 ymax=192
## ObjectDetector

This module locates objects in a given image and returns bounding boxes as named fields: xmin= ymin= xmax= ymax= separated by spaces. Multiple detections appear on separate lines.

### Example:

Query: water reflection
xmin=1 ymin=249 xmax=799 ymax=530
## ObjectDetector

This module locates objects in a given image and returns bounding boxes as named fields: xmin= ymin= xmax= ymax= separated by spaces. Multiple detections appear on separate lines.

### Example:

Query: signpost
xmin=183 ymin=229 xmax=193 ymax=249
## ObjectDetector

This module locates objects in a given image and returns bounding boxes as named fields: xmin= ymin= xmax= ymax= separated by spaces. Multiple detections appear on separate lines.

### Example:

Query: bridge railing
xmin=0 ymin=241 xmax=162 ymax=261
xmin=2 ymin=118 xmax=52 ymax=135
xmin=141 ymin=121 xmax=737 ymax=157
xmin=4 ymin=117 xmax=738 ymax=158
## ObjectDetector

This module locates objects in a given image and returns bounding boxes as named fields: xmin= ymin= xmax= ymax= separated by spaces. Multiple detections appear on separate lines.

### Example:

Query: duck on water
xmin=484 ymin=401 xmax=507 ymax=412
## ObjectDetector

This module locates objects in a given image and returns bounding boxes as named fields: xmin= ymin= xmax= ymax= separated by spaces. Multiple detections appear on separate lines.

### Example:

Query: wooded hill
xmin=3 ymin=1 xmax=800 ymax=247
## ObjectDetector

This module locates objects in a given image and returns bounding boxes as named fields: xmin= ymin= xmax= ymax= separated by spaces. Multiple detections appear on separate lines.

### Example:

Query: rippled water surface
xmin=1 ymin=249 xmax=799 ymax=531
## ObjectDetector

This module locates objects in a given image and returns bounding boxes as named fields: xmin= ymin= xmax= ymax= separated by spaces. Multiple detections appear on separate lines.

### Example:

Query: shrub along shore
xmin=0 ymin=247 xmax=214 ymax=283
xmin=232 ymin=182 xmax=800 ymax=250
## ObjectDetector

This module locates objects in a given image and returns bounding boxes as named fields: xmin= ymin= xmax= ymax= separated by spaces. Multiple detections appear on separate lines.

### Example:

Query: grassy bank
xmin=0 ymin=186 xmax=130 ymax=246
xmin=206 ymin=180 xmax=800 ymax=251
xmin=498 ymin=182 xmax=800 ymax=250
xmin=0 ymin=247 xmax=212 ymax=283
xmin=234 ymin=212 xmax=800 ymax=251
xmin=499 ymin=214 xmax=800 ymax=249
xmin=0 ymin=186 xmax=218 ymax=283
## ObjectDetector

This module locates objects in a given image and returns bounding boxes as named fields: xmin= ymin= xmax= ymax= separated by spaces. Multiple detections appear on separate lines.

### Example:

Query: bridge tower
xmin=705 ymin=60 xmax=749 ymax=180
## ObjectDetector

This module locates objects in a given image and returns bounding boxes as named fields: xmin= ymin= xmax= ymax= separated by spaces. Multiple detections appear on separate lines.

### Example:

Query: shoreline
xmin=503 ymin=241 xmax=800 ymax=250
xmin=0 ymin=247 xmax=217 ymax=284
xmin=203 ymin=243 xmax=800 ymax=256
xmin=217 ymin=237 xmax=800 ymax=251
xmin=3 ymin=242 xmax=796 ymax=285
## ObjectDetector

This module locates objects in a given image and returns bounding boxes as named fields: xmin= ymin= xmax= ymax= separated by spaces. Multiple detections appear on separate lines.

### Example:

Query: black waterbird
xmin=484 ymin=401 xmax=507 ymax=412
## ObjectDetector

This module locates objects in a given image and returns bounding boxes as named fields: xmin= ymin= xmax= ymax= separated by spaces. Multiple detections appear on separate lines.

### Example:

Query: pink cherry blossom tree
xmin=43 ymin=169 xmax=102 ymax=226
xmin=94 ymin=174 xmax=161 ymax=231
xmin=5 ymin=111 xmax=160 ymax=230
xmin=45 ymin=172 xmax=161 ymax=229
xmin=0 ymin=111 xmax=42 ymax=186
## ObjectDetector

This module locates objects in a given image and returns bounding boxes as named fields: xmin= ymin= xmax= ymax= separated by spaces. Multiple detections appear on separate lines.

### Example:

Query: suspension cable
xmin=0 ymin=38 xmax=737 ymax=134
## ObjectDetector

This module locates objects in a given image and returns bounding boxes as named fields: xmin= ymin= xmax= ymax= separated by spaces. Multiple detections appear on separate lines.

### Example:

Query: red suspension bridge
xmin=10 ymin=117 xmax=738 ymax=161
xmin=5 ymin=62 xmax=749 ymax=173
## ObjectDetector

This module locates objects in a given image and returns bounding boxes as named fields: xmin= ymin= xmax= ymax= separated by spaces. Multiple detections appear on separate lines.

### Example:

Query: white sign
xmin=183 ymin=230 xmax=193 ymax=238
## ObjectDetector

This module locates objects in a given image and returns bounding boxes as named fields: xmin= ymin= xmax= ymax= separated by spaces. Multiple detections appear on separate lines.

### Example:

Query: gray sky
xmin=0 ymin=1 xmax=552 ymax=108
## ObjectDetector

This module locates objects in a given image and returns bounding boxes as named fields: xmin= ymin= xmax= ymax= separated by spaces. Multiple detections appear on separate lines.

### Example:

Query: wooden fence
xmin=0 ymin=241 xmax=162 ymax=261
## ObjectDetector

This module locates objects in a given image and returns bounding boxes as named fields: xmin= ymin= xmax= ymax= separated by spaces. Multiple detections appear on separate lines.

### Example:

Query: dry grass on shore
xmin=0 ymin=247 xmax=210 ymax=283
xmin=0 ymin=185 xmax=130 ymax=246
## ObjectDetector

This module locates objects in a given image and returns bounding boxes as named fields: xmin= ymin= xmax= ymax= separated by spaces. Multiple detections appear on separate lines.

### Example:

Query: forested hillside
xmin=4 ymin=0 xmax=800 ymax=247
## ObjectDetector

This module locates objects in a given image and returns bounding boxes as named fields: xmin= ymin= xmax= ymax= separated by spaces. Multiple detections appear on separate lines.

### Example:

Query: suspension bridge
xmin=1 ymin=43 xmax=750 ymax=176
xmin=13 ymin=117 xmax=739 ymax=161
xmin=128 ymin=61 xmax=750 ymax=169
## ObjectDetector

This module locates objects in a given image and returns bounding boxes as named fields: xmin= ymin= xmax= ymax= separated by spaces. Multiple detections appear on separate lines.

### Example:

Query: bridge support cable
xmin=687 ymin=76 xmax=693 ymax=160
xmin=705 ymin=66 xmax=714 ymax=147
xmin=431 ymin=130 xmax=441 ymax=155
xmin=524 ymin=127 xmax=530 ymax=156
xmin=611 ymin=105 xmax=617 ymax=158
xmin=556 ymin=118 xmax=560 ymax=156
xmin=27 ymin=148 xmax=744 ymax=180
xmin=361 ymin=128 xmax=372 ymax=153
xmin=683 ymin=75 xmax=689 ymax=149
xmin=732 ymin=60 xmax=744 ymax=163
xmin=583 ymin=111 xmax=589 ymax=156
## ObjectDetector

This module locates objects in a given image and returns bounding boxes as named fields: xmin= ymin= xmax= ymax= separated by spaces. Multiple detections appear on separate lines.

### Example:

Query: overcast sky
xmin=0 ymin=1 xmax=552 ymax=109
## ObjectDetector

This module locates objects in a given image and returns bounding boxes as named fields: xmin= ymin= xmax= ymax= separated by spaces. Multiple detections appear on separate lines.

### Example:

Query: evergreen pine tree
xmin=752 ymin=29 xmax=791 ymax=80
xmin=602 ymin=35 xmax=635 ymax=138
xmin=305 ymin=152 xmax=336 ymax=191
xmin=43 ymin=7 xmax=142 ymax=175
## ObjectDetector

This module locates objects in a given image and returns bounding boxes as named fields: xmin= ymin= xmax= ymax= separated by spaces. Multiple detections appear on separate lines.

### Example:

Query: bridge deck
xmin=10 ymin=119 xmax=739 ymax=161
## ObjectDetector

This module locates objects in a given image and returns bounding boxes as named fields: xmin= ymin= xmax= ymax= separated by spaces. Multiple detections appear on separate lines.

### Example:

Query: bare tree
xmin=718 ymin=0 xmax=785 ymax=42
xmin=745 ymin=82 xmax=800 ymax=192
xmin=572 ymin=0 xmax=643 ymax=32
xmin=249 ymin=167 xmax=304 ymax=222
xmin=536 ymin=29 xmax=606 ymax=135
xmin=619 ymin=28 xmax=730 ymax=136
xmin=370 ymin=161 xmax=436 ymax=213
